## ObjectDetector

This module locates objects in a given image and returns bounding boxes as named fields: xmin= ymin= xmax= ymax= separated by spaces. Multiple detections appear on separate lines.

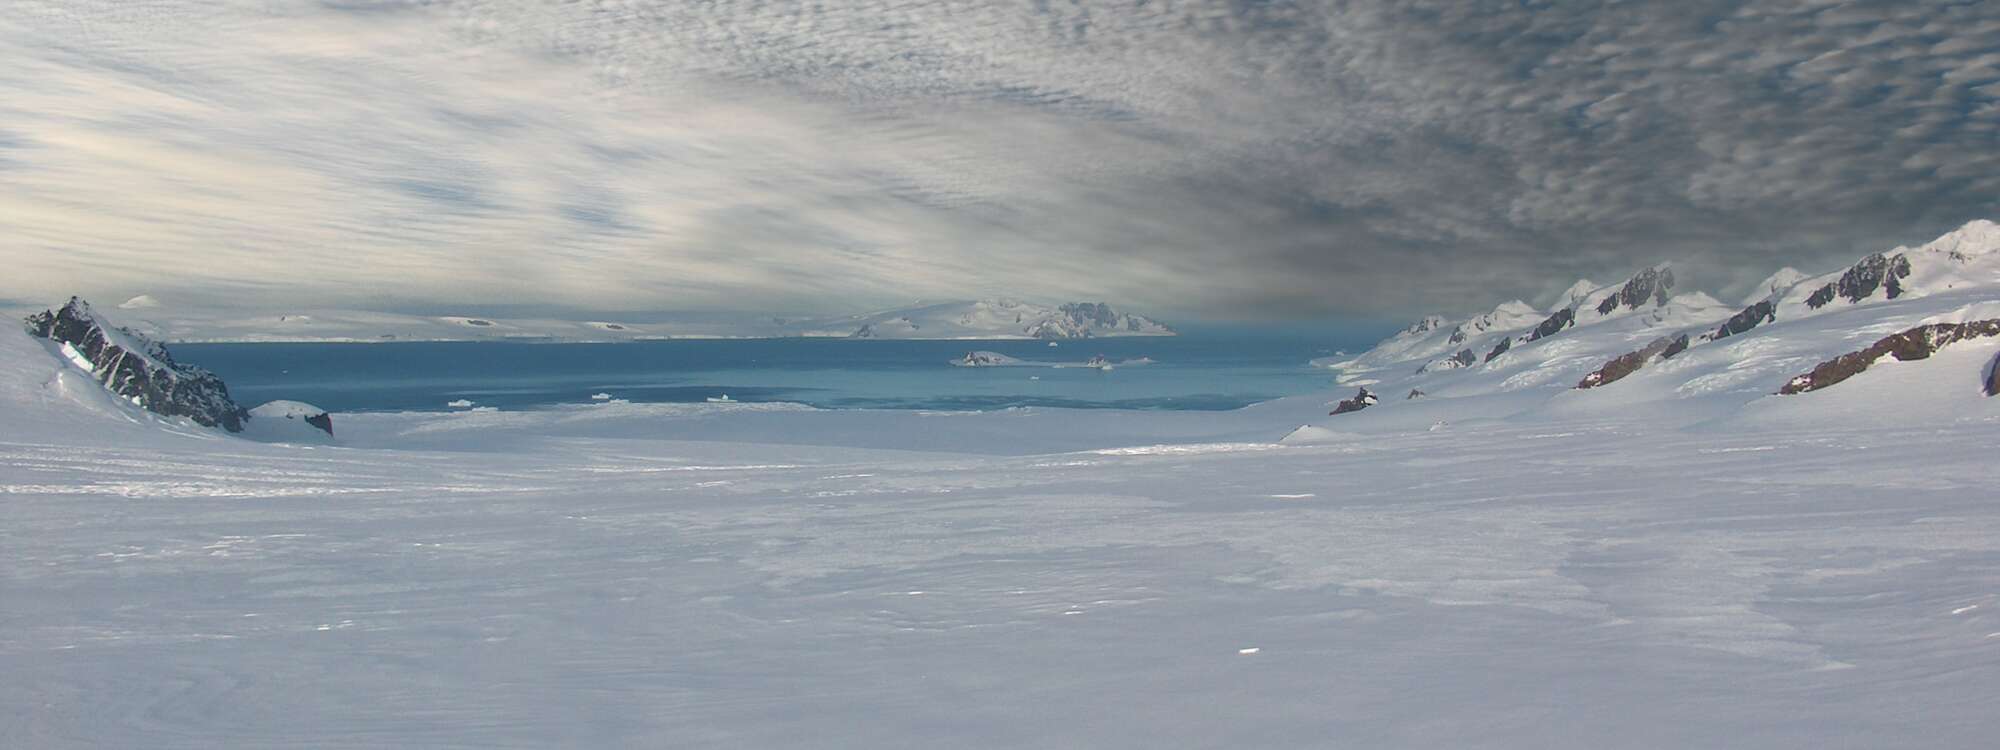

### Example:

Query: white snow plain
xmin=6 ymin=307 xmax=2000 ymax=745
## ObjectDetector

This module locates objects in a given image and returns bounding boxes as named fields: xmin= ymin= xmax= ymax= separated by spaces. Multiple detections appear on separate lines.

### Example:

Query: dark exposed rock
xmin=1402 ymin=316 xmax=1445 ymax=336
xmin=1987 ymin=352 xmax=2000 ymax=397
xmin=23 ymin=297 xmax=249 ymax=432
xmin=1329 ymin=387 xmax=1378 ymax=415
xmin=1448 ymin=329 xmax=1467 ymax=345
xmin=1406 ymin=389 xmax=1425 ymax=400
xmin=1059 ymin=302 xmax=1121 ymax=329
xmin=1803 ymin=253 xmax=1913 ymax=309
xmin=1596 ymin=266 xmax=1675 ymax=316
xmin=1485 ymin=337 xmax=1513 ymax=362
xmin=1661 ymin=334 xmax=1690 ymax=359
xmin=1779 ymin=319 xmax=2000 ymax=395
xmin=1712 ymin=300 xmax=1776 ymax=340
xmin=1415 ymin=348 xmax=1478 ymax=374
xmin=954 ymin=350 xmax=1014 ymax=367
xmin=1525 ymin=308 xmax=1574 ymax=342
xmin=248 ymin=400 xmax=335 ymax=439
xmin=1577 ymin=334 xmax=1690 ymax=389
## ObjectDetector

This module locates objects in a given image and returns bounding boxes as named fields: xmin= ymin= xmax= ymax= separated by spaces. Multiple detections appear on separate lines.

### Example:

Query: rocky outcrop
xmin=1577 ymin=334 xmax=1689 ymax=389
xmin=1524 ymin=308 xmax=1574 ymax=343
xmin=850 ymin=322 xmax=891 ymax=338
xmin=245 ymin=400 xmax=334 ymax=442
xmin=1595 ymin=266 xmax=1675 ymax=315
xmin=25 ymin=297 xmax=250 ymax=432
xmin=1779 ymin=319 xmax=2000 ymax=395
xmin=1712 ymin=300 xmax=1776 ymax=340
xmin=952 ymin=350 xmax=1017 ymax=367
xmin=1988 ymin=352 xmax=2000 ymax=397
xmin=1402 ymin=316 xmax=1445 ymax=337
xmin=1804 ymin=253 xmax=1912 ymax=309
xmin=1485 ymin=337 xmax=1512 ymax=362
xmin=1329 ymin=387 xmax=1378 ymax=415
xmin=1406 ymin=389 xmax=1426 ymax=400
xmin=1021 ymin=303 xmax=1174 ymax=339
xmin=1419 ymin=348 xmax=1477 ymax=373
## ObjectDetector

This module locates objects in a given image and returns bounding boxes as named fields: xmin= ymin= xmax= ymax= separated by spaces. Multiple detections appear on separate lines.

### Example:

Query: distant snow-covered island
xmin=36 ymin=297 xmax=1176 ymax=344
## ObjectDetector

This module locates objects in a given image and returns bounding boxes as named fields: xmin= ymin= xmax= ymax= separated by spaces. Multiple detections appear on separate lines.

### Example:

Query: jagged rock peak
xmin=1804 ymin=253 xmax=1911 ymax=309
xmin=24 ymin=297 xmax=250 ymax=432
xmin=1595 ymin=264 xmax=1675 ymax=315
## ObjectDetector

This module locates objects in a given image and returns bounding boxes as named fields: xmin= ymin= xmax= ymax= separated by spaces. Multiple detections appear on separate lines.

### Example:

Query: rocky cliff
xmin=24 ymin=297 xmax=249 ymax=432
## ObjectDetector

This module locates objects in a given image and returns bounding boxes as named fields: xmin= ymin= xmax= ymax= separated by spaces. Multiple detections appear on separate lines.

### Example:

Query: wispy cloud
xmin=2 ymin=1 xmax=1996 ymax=318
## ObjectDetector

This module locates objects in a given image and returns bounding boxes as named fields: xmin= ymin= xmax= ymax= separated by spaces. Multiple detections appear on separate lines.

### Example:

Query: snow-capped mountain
xmin=829 ymin=299 xmax=1174 ymax=340
xmin=1314 ymin=219 xmax=2000 ymax=424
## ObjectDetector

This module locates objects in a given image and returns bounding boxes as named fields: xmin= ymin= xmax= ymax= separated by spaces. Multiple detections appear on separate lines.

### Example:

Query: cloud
xmin=1 ymin=0 xmax=1996 ymax=319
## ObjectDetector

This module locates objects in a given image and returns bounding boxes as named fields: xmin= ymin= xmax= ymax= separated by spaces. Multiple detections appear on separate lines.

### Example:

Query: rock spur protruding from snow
xmin=1577 ymin=334 xmax=1689 ymax=389
xmin=1778 ymin=320 xmax=2000 ymax=395
xmin=1329 ymin=387 xmax=1377 ymax=415
xmin=243 ymin=400 xmax=334 ymax=443
xmin=23 ymin=297 xmax=249 ymax=432
xmin=1986 ymin=351 xmax=2000 ymax=397
xmin=1313 ymin=218 xmax=2000 ymax=422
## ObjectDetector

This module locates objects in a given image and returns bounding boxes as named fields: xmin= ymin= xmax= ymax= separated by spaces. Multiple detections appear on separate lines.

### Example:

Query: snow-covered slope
xmin=822 ymin=299 xmax=1174 ymax=339
xmin=1316 ymin=220 xmax=2000 ymax=428
xmin=241 ymin=400 xmax=335 ymax=444
xmin=7 ymin=312 xmax=2000 ymax=746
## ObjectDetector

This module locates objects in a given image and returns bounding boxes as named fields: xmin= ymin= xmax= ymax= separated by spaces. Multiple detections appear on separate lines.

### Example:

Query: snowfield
xmin=5 ymin=326 xmax=2000 ymax=747
xmin=9 ymin=222 xmax=2000 ymax=747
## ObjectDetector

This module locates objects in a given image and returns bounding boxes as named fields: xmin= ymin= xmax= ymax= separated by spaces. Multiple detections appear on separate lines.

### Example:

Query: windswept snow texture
xmin=7 ymin=298 xmax=2000 ymax=748
xmin=8 ymin=224 xmax=2000 ymax=748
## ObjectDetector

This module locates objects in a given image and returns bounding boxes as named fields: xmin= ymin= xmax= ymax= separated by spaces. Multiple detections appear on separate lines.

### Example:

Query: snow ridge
xmin=1321 ymin=219 xmax=2000 ymax=422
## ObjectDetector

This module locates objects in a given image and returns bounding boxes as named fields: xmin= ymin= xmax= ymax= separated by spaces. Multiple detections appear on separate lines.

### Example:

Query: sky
xmin=2 ymin=0 xmax=1997 ymax=321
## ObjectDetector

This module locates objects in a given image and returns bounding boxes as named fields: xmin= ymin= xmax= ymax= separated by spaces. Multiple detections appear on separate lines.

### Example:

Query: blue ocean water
xmin=175 ymin=331 xmax=1372 ymax=413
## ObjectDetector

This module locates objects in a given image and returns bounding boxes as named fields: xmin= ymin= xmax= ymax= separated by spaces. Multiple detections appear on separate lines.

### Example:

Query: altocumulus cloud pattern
xmin=2 ymin=0 xmax=1997 ymax=316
